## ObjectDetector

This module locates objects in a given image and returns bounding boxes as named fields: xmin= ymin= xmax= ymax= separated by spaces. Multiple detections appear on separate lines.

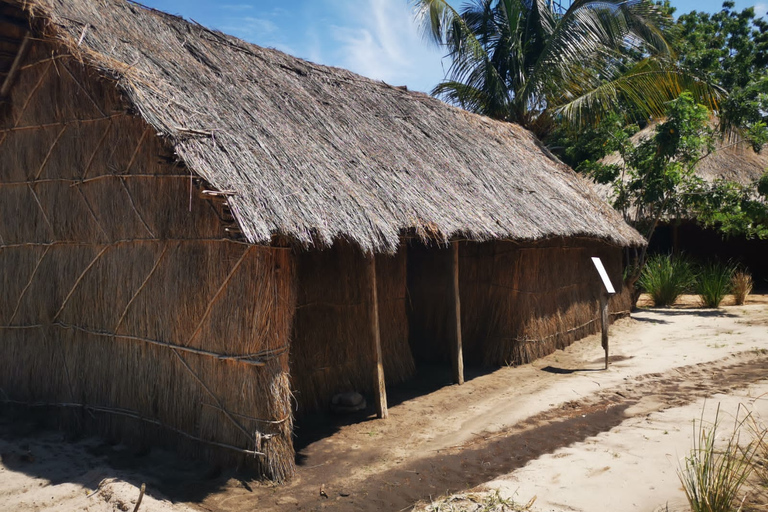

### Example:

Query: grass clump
xmin=747 ymin=411 xmax=768 ymax=492
xmin=697 ymin=262 xmax=736 ymax=308
xmin=731 ymin=271 xmax=753 ymax=306
xmin=424 ymin=490 xmax=535 ymax=512
xmin=638 ymin=254 xmax=696 ymax=307
xmin=678 ymin=404 xmax=759 ymax=512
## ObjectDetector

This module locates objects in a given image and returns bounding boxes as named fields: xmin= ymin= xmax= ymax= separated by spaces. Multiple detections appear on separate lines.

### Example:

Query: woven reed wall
xmin=0 ymin=40 xmax=296 ymax=480
xmin=290 ymin=241 xmax=414 ymax=415
xmin=408 ymin=239 xmax=629 ymax=367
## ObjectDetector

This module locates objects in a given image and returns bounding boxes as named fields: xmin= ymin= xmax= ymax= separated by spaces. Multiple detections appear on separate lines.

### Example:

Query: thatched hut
xmin=0 ymin=0 xmax=644 ymax=480
xmin=601 ymin=123 xmax=768 ymax=186
xmin=599 ymin=124 xmax=768 ymax=284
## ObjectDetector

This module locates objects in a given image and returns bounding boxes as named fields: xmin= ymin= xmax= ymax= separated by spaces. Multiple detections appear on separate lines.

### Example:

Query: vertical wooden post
xmin=367 ymin=254 xmax=388 ymax=419
xmin=451 ymin=241 xmax=465 ymax=385
xmin=600 ymin=293 xmax=609 ymax=370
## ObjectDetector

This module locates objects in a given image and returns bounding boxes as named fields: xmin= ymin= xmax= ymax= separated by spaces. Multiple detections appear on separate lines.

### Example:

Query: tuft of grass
xmin=731 ymin=271 xmax=753 ymax=306
xmin=638 ymin=254 xmax=696 ymax=307
xmin=424 ymin=490 xmax=535 ymax=512
xmin=678 ymin=404 xmax=758 ymax=512
xmin=746 ymin=408 xmax=768 ymax=490
xmin=697 ymin=262 xmax=736 ymax=308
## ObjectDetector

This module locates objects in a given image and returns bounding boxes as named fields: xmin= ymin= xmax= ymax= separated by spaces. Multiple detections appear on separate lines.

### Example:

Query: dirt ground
xmin=1 ymin=294 xmax=767 ymax=512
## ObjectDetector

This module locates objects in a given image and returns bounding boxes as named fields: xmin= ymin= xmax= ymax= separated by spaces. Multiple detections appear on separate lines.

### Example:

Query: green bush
xmin=697 ymin=262 xmax=736 ymax=308
xmin=638 ymin=254 xmax=696 ymax=307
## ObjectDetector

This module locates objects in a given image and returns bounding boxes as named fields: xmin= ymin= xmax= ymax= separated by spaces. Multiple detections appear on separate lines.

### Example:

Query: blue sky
xmin=138 ymin=0 xmax=767 ymax=94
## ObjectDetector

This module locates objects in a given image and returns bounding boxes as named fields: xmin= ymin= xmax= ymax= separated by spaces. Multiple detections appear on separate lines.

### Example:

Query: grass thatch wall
xmin=408 ymin=239 xmax=629 ymax=367
xmin=0 ymin=39 xmax=296 ymax=480
xmin=406 ymin=243 xmax=453 ymax=365
xmin=290 ymin=241 xmax=414 ymax=415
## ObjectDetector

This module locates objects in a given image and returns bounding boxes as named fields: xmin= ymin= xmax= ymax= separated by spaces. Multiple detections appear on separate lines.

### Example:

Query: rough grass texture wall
xmin=408 ymin=239 xmax=630 ymax=367
xmin=291 ymin=242 xmax=413 ymax=415
xmin=0 ymin=40 xmax=297 ymax=480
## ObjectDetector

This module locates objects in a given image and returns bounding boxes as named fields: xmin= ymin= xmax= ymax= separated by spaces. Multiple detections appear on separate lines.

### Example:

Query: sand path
xmin=1 ymin=296 xmax=766 ymax=512
xmin=482 ymin=384 xmax=768 ymax=512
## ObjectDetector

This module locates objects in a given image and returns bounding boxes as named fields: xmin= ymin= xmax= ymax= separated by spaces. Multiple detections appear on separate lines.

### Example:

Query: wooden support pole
xmin=367 ymin=254 xmax=388 ymax=419
xmin=600 ymin=293 xmax=609 ymax=370
xmin=451 ymin=241 xmax=465 ymax=385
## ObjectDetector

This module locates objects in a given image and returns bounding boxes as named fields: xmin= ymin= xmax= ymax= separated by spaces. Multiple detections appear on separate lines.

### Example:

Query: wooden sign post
xmin=591 ymin=257 xmax=615 ymax=370
xmin=599 ymin=293 xmax=609 ymax=369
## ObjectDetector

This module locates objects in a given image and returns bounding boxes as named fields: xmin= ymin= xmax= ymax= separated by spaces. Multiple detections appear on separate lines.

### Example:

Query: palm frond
xmin=432 ymin=80 xmax=489 ymax=113
xmin=523 ymin=0 xmax=672 ymax=106
xmin=413 ymin=0 xmax=509 ymax=117
xmin=556 ymin=59 xmax=723 ymax=128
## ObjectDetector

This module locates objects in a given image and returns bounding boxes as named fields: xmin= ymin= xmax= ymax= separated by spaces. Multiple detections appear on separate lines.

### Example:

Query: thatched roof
xmin=601 ymin=123 xmax=768 ymax=186
xmin=12 ymin=0 xmax=645 ymax=252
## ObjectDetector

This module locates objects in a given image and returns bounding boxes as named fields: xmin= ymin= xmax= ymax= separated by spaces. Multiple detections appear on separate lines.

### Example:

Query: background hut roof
xmin=600 ymin=123 xmax=768 ymax=186
xmin=14 ymin=0 xmax=645 ymax=252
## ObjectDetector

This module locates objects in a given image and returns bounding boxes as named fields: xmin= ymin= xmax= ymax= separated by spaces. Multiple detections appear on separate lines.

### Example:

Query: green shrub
xmin=638 ymin=254 xmax=696 ymax=307
xmin=697 ymin=262 xmax=736 ymax=308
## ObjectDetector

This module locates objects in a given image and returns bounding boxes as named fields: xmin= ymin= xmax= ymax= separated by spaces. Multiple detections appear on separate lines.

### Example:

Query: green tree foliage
xmin=551 ymin=1 xmax=768 ymax=163
xmin=549 ymin=2 xmax=768 ymax=264
xmin=675 ymin=1 xmax=768 ymax=144
xmin=412 ymin=0 xmax=715 ymax=138
xmin=609 ymin=93 xmax=713 ymax=231
xmin=686 ymin=177 xmax=768 ymax=239
xmin=584 ymin=93 xmax=768 ymax=288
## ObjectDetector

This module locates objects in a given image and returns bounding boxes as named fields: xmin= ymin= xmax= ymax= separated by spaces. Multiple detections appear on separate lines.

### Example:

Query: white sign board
xmin=591 ymin=257 xmax=616 ymax=294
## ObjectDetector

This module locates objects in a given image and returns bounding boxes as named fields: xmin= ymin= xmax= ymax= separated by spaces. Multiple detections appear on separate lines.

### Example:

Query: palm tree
xmin=413 ymin=0 xmax=718 ymax=138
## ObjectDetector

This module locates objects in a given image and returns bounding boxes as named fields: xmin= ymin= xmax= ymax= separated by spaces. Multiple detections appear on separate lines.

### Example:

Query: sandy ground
xmin=0 ymin=432 xmax=198 ymax=512
xmin=1 ymin=294 xmax=767 ymax=512
xmin=482 ymin=384 xmax=768 ymax=512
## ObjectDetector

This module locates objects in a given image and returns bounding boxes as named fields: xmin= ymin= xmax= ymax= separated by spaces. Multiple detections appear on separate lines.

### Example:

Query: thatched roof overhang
xmin=8 ymin=0 xmax=645 ymax=253
xmin=596 ymin=123 xmax=768 ymax=220
xmin=601 ymin=123 xmax=768 ymax=187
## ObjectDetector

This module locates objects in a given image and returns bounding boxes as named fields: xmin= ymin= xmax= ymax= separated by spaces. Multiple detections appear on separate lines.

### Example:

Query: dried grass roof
xmin=15 ymin=0 xmax=645 ymax=252
xmin=601 ymin=123 xmax=768 ymax=186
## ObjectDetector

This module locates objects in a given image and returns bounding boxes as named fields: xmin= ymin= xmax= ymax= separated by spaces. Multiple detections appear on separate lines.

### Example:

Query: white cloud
xmin=323 ymin=0 xmax=445 ymax=93
xmin=754 ymin=2 xmax=767 ymax=17
xmin=220 ymin=4 xmax=255 ymax=12
xmin=220 ymin=16 xmax=279 ymax=40
xmin=305 ymin=26 xmax=324 ymax=65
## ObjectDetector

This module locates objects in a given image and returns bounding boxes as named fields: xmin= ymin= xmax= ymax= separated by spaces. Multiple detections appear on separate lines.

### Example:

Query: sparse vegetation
xmin=424 ymin=490 xmax=535 ymax=512
xmin=638 ymin=254 xmax=696 ymax=307
xmin=678 ymin=404 xmax=762 ymax=512
xmin=732 ymin=271 xmax=754 ymax=306
xmin=697 ymin=262 xmax=736 ymax=308
xmin=748 ymin=420 xmax=768 ymax=492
